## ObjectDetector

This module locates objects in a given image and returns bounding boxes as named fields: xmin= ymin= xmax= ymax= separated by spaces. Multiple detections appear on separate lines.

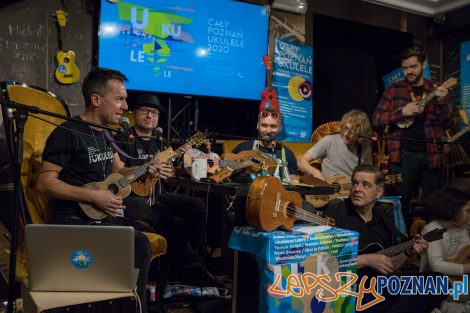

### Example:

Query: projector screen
xmin=98 ymin=0 xmax=268 ymax=100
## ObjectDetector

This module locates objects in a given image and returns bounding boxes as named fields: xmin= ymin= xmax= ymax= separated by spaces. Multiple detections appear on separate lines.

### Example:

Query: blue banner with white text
xmin=461 ymin=41 xmax=470 ymax=125
xmin=273 ymin=39 xmax=313 ymax=142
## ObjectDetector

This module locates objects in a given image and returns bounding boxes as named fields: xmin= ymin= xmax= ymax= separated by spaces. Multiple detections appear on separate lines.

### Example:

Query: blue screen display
xmin=98 ymin=0 xmax=268 ymax=100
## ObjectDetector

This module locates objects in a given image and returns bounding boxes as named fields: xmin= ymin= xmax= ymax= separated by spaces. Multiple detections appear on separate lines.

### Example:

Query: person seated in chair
xmin=323 ymin=164 xmax=446 ymax=313
xmin=113 ymin=94 xmax=206 ymax=283
xmin=36 ymin=68 xmax=158 ymax=313
xmin=231 ymin=107 xmax=317 ymax=213
xmin=298 ymin=109 xmax=373 ymax=181
xmin=420 ymin=187 xmax=470 ymax=313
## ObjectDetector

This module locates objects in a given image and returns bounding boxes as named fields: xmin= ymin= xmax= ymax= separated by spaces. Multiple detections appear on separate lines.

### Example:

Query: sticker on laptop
xmin=70 ymin=249 xmax=92 ymax=269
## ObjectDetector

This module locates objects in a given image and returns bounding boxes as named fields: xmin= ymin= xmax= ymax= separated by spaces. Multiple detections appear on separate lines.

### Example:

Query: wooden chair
xmin=309 ymin=121 xmax=341 ymax=166
xmin=1 ymin=81 xmax=167 ymax=311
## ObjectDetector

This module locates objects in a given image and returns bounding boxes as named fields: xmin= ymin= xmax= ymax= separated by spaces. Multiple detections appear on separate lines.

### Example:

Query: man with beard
xmin=232 ymin=107 xmax=298 ymax=182
xmin=373 ymin=46 xmax=453 ymax=216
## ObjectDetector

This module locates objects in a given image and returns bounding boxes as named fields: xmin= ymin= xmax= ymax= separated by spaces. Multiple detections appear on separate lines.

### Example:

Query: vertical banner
xmin=273 ymin=38 xmax=313 ymax=142
xmin=461 ymin=41 xmax=470 ymax=124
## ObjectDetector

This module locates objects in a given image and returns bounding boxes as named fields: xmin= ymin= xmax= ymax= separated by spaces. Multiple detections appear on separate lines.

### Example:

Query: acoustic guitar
xmin=359 ymin=228 xmax=446 ymax=276
xmin=131 ymin=132 xmax=208 ymax=196
xmin=396 ymin=77 xmax=457 ymax=129
xmin=449 ymin=245 xmax=470 ymax=282
xmin=208 ymin=150 xmax=278 ymax=183
xmin=303 ymin=173 xmax=403 ymax=208
xmin=246 ymin=176 xmax=335 ymax=232
xmin=54 ymin=10 xmax=80 ymax=84
xmin=79 ymin=147 xmax=178 ymax=220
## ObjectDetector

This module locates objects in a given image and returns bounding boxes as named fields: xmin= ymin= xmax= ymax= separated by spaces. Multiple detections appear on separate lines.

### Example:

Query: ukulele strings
xmin=279 ymin=200 xmax=330 ymax=225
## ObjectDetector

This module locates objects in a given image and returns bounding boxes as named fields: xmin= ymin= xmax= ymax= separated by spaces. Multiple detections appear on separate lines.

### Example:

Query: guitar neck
xmin=378 ymin=239 xmax=415 ymax=257
xmin=124 ymin=162 xmax=150 ymax=185
xmin=417 ymin=89 xmax=438 ymax=109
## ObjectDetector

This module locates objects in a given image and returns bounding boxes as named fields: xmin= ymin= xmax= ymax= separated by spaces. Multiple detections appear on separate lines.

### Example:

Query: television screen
xmin=98 ymin=0 xmax=268 ymax=100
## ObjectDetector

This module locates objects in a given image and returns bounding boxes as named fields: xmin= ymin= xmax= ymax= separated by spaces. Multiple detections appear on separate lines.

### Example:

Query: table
xmin=229 ymin=225 xmax=359 ymax=313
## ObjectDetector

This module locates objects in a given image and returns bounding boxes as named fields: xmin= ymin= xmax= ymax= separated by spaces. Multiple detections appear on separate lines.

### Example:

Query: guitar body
xmin=55 ymin=50 xmax=80 ymax=84
xmin=246 ymin=176 xmax=301 ymax=232
xmin=260 ymin=89 xmax=280 ymax=112
xmin=130 ymin=175 xmax=158 ymax=197
xmin=223 ymin=150 xmax=278 ymax=174
xmin=79 ymin=173 xmax=132 ymax=220
xmin=304 ymin=175 xmax=350 ymax=207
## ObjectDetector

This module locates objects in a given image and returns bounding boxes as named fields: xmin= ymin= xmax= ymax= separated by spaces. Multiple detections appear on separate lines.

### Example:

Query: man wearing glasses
xmin=114 ymin=94 xmax=206 ymax=283
xmin=231 ymin=107 xmax=299 ymax=183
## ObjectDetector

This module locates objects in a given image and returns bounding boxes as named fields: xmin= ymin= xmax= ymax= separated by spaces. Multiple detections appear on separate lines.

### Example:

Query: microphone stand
xmin=0 ymin=100 xmax=127 ymax=313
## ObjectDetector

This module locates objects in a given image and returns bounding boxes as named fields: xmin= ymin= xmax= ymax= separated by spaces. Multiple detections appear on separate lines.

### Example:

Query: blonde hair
xmin=340 ymin=109 xmax=372 ymax=145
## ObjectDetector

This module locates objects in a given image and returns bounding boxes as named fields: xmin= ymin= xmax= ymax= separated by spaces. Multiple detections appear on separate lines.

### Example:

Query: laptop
xmin=26 ymin=224 xmax=138 ymax=292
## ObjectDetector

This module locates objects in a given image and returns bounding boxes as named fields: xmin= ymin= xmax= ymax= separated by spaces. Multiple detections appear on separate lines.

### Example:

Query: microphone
xmin=269 ymin=133 xmax=277 ymax=151
xmin=358 ymin=132 xmax=379 ymax=141
xmin=118 ymin=117 xmax=134 ymax=141
xmin=153 ymin=127 xmax=163 ymax=141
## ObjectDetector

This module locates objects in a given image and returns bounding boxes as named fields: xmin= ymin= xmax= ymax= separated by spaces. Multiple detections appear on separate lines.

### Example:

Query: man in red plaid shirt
xmin=373 ymin=46 xmax=453 ymax=216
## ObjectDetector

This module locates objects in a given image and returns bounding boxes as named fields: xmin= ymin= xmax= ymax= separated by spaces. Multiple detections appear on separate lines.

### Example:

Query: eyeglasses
xmin=136 ymin=108 xmax=160 ymax=117
xmin=259 ymin=111 xmax=280 ymax=119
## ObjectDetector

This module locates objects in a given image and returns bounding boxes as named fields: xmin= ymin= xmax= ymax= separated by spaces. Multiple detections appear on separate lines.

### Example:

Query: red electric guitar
xmin=260 ymin=53 xmax=280 ymax=112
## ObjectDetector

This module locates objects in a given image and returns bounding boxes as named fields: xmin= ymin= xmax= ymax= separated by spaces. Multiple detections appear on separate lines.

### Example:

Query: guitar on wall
xmin=260 ymin=53 xmax=280 ymax=112
xmin=359 ymin=228 xmax=446 ymax=276
xmin=54 ymin=10 xmax=80 ymax=84
xmin=130 ymin=132 xmax=209 ymax=197
xmin=302 ymin=173 xmax=403 ymax=208
xmin=396 ymin=77 xmax=457 ymax=129
xmin=246 ymin=176 xmax=336 ymax=232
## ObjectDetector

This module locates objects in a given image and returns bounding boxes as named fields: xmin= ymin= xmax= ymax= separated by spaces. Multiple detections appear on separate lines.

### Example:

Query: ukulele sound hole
xmin=107 ymin=184 xmax=119 ymax=194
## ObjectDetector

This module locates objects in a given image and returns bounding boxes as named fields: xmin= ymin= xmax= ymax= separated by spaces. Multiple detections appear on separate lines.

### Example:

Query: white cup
xmin=191 ymin=159 xmax=207 ymax=181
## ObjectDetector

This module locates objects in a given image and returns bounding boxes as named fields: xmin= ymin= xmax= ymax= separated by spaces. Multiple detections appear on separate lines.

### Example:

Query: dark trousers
xmin=54 ymin=215 xmax=151 ymax=313
xmin=359 ymin=271 xmax=447 ymax=313
xmin=391 ymin=149 xmax=439 ymax=216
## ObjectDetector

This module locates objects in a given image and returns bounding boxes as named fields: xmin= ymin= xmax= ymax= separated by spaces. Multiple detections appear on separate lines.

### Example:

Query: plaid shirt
xmin=373 ymin=79 xmax=453 ymax=168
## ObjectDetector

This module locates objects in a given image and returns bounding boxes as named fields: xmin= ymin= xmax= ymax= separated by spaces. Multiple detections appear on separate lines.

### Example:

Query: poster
xmin=273 ymin=38 xmax=313 ymax=142
xmin=461 ymin=41 xmax=470 ymax=124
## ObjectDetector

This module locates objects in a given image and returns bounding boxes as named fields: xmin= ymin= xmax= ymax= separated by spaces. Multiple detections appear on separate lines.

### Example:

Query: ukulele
xmin=54 ymin=10 xmax=80 ymax=84
xmin=396 ymin=77 xmax=457 ymax=129
xmin=303 ymin=174 xmax=403 ymax=208
xmin=246 ymin=176 xmax=335 ymax=232
xmin=183 ymin=148 xmax=238 ymax=175
xmin=208 ymin=150 xmax=278 ymax=183
xmin=359 ymin=228 xmax=446 ymax=276
xmin=131 ymin=132 xmax=208 ymax=197
xmin=79 ymin=147 xmax=178 ymax=220
xmin=260 ymin=54 xmax=280 ymax=112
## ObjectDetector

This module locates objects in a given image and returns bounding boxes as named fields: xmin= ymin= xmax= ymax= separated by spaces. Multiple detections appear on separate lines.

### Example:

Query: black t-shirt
xmin=42 ymin=117 xmax=114 ymax=219
xmin=114 ymin=128 xmax=167 ymax=167
xmin=114 ymin=129 xmax=168 ymax=221
xmin=232 ymin=140 xmax=298 ymax=175
xmin=323 ymin=198 xmax=394 ymax=252
xmin=401 ymin=86 xmax=426 ymax=152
